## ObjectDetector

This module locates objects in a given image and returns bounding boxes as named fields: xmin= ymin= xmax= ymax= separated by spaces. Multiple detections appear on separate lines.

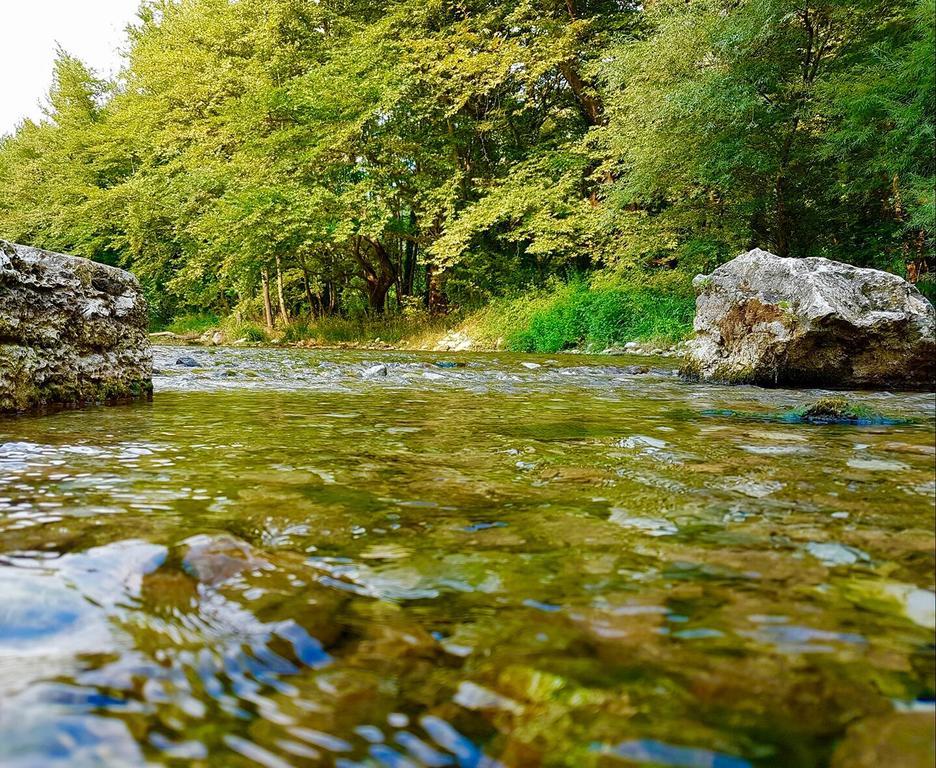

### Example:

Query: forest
xmin=0 ymin=0 xmax=933 ymax=345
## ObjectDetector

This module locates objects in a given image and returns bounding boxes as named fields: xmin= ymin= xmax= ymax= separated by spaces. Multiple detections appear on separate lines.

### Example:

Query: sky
xmin=0 ymin=0 xmax=140 ymax=136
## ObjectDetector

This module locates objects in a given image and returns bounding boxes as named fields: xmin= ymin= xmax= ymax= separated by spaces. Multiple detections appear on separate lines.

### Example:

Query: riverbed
xmin=1 ymin=345 xmax=934 ymax=767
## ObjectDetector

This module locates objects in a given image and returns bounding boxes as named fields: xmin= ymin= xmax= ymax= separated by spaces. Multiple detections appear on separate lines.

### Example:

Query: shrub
xmin=220 ymin=318 xmax=269 ymax=343
xmin=468 ymin=273 xmax=695 ymax=353
xmin=164 ymin=312 xmax=220 ymax=335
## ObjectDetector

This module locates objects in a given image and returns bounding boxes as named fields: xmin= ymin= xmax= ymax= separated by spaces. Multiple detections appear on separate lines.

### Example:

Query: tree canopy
xmin=1 ymin=0 xmax=932 ymax=326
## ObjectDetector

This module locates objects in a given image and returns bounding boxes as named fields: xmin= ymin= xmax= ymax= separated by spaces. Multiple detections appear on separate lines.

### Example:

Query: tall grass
xmin=221 ymin=318 xmax=269 ymax=342
xmin=279 ymin=313 xmax=454 ymax=346
xmin=163 ymin=312 xmax=220 ymax=335
xmin=158 ymin=272 xmax=696 ymax=353
xmin=464 ymin=273 xmax=695 ymax=353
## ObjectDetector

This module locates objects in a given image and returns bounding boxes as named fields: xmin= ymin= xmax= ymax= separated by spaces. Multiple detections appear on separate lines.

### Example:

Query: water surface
xmin=1 ymin=346 xmax=934 ymax=767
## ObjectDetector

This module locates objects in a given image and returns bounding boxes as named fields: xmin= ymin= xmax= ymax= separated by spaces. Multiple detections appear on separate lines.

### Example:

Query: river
xmin=1 ymin=345 xmax=933 ymax=767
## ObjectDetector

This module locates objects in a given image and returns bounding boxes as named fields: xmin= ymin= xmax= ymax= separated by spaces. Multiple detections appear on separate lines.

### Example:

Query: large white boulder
xmin=682 ymin=249 xmax=935 ymax=389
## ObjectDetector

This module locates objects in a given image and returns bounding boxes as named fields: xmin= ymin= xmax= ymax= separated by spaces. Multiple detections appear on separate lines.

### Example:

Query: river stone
xmin=831 ymin=711 xmax=935 ymax=768
xmin=0 ymin=240 xmax=152 ymax=412
xmin=682 ymin=248 xmax=935 ymax=389
xmin=182 ymin=534 xmax=270 ymax=586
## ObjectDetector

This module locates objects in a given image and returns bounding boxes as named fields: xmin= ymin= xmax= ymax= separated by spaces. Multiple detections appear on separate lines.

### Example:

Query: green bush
xmin=493 ymin=274 xmax=695 ymax=353
xmin=164 ymin=312 xmax=220 ymax=335
xmin=916 ymin=273 xmax=936 ymax=304
xmin=220 ymin=318 xmax=269 ymax=343
xmin=282 ymin=321 xmax=313 ymax=343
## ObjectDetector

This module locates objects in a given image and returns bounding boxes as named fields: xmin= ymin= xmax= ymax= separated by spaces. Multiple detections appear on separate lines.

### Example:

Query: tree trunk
xmin=368 ymin=278 xmax=393 ymax=313
xmin=402 ymin=211 xmax=417 ymax=297
xmin=261 ymin=268 xmax=274 ymax=330
xmin=558 ymin=61 xmax=603 ymax=126
xmin=353 ymin=237 xmax=397 ymax=314
xmin=773 ymin=174 xmax=790 ymax=258
xmin=275 ymin=253 xmax=289 ymax=325
xmin=426 ymin=263 xmax=447 ymax=316
xmin=300 ymin=261 xmax=316 ymax=318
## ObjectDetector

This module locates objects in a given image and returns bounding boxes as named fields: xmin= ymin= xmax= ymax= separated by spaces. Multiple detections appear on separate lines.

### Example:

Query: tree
xmin=0 ymin=0 xmax=930 ymax=324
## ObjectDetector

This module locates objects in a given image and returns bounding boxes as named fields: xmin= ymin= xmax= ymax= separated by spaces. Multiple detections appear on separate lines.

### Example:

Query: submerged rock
xmin=182 ymin=534 xmax=270 ymax=586
xmin=0 ymin=241 xmax=152 ymax=412
xmin=362 ymin=363 xmax=389 ymax=379
xmin=682 ymin=249 xmax=935 ymax=389
xmin=831 ymin=712 xmax=935 ymax=768
xmin=786 ymin=396 xmax=890 ymax=425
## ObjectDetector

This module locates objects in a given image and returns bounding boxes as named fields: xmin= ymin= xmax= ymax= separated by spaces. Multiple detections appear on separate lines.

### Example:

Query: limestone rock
xmin=0 ymin=240 xmax=152 ymax=412
xmin=682 ymin=248 xmax=935 ymax=389
xmin=434 ymin=330 xmax=473 ymax=352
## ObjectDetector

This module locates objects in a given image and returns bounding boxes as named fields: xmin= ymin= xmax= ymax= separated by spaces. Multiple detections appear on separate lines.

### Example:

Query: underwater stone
xmin=831 ymin=712 xmax=935 ymax=768
xmin=362 ymin=363 xmax=389 ymax=378
xmin=0 ymin=240 xmax=152 ymax=413
xmin=682 ymin=249 xmax=935 ymax=389
xmin=182 ymin=534 xmax=270 ymax=586
xmin=791 ymin=396 xmax=888 ymax=425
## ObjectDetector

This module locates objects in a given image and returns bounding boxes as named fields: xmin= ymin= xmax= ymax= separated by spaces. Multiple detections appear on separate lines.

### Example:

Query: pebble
xmin=609 ymin=508 xmax=678 ymax=536
xmin=806 ymin=542 xmax=870 ymax=567
xmin=362 ymin=364 xmax=388 ymax=379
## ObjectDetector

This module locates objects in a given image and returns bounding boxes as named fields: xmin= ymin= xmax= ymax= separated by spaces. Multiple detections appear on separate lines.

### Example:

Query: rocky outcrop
xmin=682 ymin=249 xmax=935 ymax=389
xmin=1 ymin=241 xmax=152 ymax=412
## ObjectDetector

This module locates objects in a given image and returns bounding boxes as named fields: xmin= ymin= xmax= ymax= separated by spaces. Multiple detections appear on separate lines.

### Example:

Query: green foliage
xmin=220 ymin=319 xmax=269 ymax=343
xmin=469 ymin=273 xmax=695 ymax=353
xmin=0 ymin=0 xmax=930 ymax=335
xmin=602 ymin=0 xmax=934 ymax=273
xmin=164 ymin=313 xmax=220 ymax=335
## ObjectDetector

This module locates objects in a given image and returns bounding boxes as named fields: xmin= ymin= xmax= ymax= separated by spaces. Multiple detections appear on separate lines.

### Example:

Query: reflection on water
xmin=0 ymin=346 xmax=933 ymax=767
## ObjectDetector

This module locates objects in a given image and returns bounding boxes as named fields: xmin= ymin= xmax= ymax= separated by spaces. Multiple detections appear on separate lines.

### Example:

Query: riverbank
xmin=154 ymin=274 xmax=696 ymax=358
xmin=151 ymin=325 xmax=686 ymax=358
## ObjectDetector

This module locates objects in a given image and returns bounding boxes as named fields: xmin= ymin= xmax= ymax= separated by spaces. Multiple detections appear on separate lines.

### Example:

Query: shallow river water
xmin=1 ymin=346 xmax=934 ymax=767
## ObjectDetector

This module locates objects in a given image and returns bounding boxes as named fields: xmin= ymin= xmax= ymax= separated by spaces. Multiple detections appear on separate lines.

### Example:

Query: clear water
xmin=0 ymin=346 xmax=933 ymax=767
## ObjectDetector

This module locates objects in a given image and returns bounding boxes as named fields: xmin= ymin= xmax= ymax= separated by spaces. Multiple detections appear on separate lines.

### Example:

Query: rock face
xmin=1 ymin=240 xmax=152 ymax=412
xmin=682 ymin=249 xmax=935 ymax=389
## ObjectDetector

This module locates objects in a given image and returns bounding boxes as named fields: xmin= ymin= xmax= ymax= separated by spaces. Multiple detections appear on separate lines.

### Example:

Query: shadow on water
xmin=0 ymin=346 xmax=933 ymax=766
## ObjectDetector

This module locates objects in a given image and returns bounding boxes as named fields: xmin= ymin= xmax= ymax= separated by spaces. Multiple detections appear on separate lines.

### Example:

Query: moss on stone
xmin=678 ymin=357 xmax=703 ymax=382
xmin=787 ymin=396 xmax=888 ymax=425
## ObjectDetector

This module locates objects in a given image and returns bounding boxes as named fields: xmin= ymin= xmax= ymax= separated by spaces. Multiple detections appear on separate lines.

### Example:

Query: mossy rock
xmin=784 ymin=396 xmax=892 ymax=425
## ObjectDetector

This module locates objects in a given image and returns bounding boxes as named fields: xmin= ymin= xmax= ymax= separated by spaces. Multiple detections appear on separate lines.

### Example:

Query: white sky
xmin=0 ymin=0 xmax=141 ymax=136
